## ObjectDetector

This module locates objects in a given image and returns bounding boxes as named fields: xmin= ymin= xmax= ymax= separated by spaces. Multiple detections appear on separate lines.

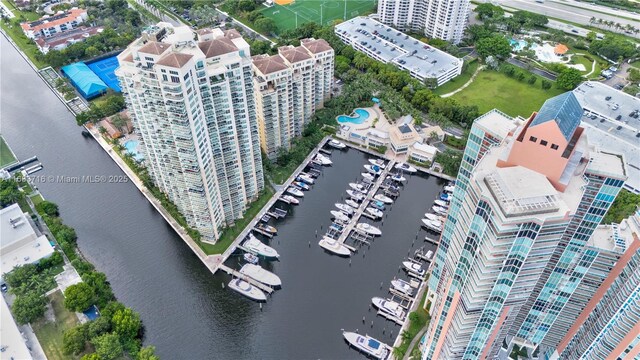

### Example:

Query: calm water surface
xmin=1 ymin=35 xmax=445 ymax=359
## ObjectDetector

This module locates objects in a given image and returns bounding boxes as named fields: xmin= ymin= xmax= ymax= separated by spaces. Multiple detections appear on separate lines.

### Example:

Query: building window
xmin=529 ymin=136 xmax=537 ymax=142
xmin=551 ymin=144 xmax=559 ymax=150
xmin=540 ymin=140 xmax=548 ymax=146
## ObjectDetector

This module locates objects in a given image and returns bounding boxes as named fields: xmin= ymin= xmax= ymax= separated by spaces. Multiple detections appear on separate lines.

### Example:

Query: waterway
xmin=1 ymin=34 xmax=446 ymax=359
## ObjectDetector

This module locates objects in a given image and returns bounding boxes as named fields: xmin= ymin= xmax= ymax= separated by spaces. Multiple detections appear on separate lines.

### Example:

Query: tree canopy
xmin=556 ymin=67 xmax=583 ymax=90
xmin=64 ymin=283 xmax=96 ymax=312
xmin=12 ymin=292 xmax=47 ymax=324
xmin=476 ymin=35 xmax=512 ymax=60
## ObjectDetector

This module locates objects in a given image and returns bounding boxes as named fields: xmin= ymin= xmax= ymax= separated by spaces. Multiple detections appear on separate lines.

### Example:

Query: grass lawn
xmin=395 ymin=290 xmax=431 ymax=358
xmin=30 ymin=193 xmax=45 ymax=206
xmin=1 ymin=135 xmax=17 ymax=167
xmin=1 ymin=21 xmax=48 ymax=69
xmin=260 ymin=0 xmax=375 ymax=32
xmin=433 ymin=60 xmax=480 ymax=96
xmin=33 ymin=290 xmax=82 ymax=360
xmin=451 ymin=70 xmax=564 ymax=118
xmin=2 ymin=0 xmax=41 ymax=21
xmin=198 ymin=186 xmax=276 ymax=255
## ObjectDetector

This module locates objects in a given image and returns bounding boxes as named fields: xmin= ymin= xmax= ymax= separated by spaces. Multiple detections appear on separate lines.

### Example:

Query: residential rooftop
xmin=588 ymin=210 xmax=639 ymax=253
xmin=0 ymin=295 xmax=32 ymax=360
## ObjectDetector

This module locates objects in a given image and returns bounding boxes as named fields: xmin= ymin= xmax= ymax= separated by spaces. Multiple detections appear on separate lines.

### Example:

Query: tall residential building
xmin=377 ymin=0 xmax=470 ymax=43
xmin=252 ymin=38 xmax=334 ymax=159
xmin=116 ymin=23 xmax=264 ymax=243
xmin=422 ymin=92 xmax=628 ymax=359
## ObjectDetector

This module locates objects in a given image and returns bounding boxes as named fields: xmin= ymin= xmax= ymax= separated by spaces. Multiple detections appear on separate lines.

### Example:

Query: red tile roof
xmin=156 ymin=53 xmax=193 ymax=68
xmin=21 ymin=8 xmax=86 ymax=33
xmin=198 ymin=37 xmax=238 ymax=58
xmin=138 ymin=41 xmax=170 ymax=55
xmin=252 ymin=54 xmax=288 ymax=75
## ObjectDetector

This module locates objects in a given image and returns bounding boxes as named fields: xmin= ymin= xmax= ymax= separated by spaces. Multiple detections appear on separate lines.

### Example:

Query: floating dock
xmin=424 ymin=236 xmax=440 ymax=245
xmin=319 ymin=148 xmax=332 ymax=155
xmin=252 ymin=227 xmax=274 ymax=238
xmin=219 ymin=264 xmax=274 ymax=295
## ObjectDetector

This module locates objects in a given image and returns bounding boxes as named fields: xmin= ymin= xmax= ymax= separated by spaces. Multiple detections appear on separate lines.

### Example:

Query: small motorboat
xmin=402 ymin=261 xmax=426 ymax=278
xmin=391 ymin=279 xmax=414 ymax=296
xmin=361 ymin=172 xmax=375 ymax=182
xmin=286 ymin=187 xmax=304 ymax=197
xmin=374 ymin=194 xmax=393 ymax=204
xmin=434 ymin=199 xmax=449 ymax=208
xmin=335 ymin=203 xmax=355 ymax=215
xmin=372 ymin=297 xmax=406 ymax=320
xmin=349 ymin=182 xmax=367 ymax=193
xmin=366 ymin=207 xmax=383 ymax=218
xmin=318 ymin=236 xmax=351 ymax=256
xmin=331 ymin=210 xmax=350 ymax=222
xmin=315 ymin=153 xmax=332 ymax=165
xmin=356 ymin=222 xmax=382 ymax=236
xmin=239 ymin=264 xmax=281 ymax=287
xmin=228 ymin=278 xmax=267 ymax=301
xmin=389 ymin=173 xmax=406 ymax=183
xmin=394 ymin=162 xmax=417 ymax=173
xmin=444 ymin=185 xmax=455 ymax=193
xmin=298 ymin=174 xmax=315 ymax=184
xmin=243 ymin=253 xmax=259 ymax=264
xmin=424 ymin=213 xmax=443 ymax=222
xmin=368 ymin=158 xmax=386 ymax=169
xmin=281 ymin=195 xmax=299 ymax=205
xmin=347 ymin=189 xmax=365 ymax=201
xmin=371 ymin=201 xmax=386 ymax=211
xmin=345 ymin=199 xmax=360 ymax=209
xmin=432 ymin=206 xmax=448 ymax=215
xmin=440 ymin=193 xmax=451 ymax=201
xmin=421 ymin=219 xmax=443 ymax=233
xmin=294 ymin=181 xmax=310 ymax=191
xmin=343 ymin=331 xmax=391 ymax=360
xmin=244 ymin=235 xmax=280 ymax=259
xmin=364 ymin=164 xmax=382 ymax=175
xmin=327 ymin=139 xmax=346 ymax=149
xmin=256 ymin=223 xmax=277 ymax=234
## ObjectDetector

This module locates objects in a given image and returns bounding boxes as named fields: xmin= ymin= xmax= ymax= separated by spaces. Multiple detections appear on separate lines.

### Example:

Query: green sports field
xmin=260 ymin=0 xmax=375 ymax=32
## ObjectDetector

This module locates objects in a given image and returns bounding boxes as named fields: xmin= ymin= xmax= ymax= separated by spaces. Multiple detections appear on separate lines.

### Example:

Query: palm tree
xmin=589 ymin=16 xmax=596 ymax=25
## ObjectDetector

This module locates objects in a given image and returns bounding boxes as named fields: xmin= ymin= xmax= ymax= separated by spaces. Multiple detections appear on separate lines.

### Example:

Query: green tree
xmin=0 ymin=179 xmax=24 ymax=208
xmin=63 ymin=325 xmax=88 ymax=355
xmin=88 ymin=315 xmax=112 ymax=339
xmin=556 ymin=68 xmax=583 ymax=90
xmin=335 ymin=55 xmax=351 ymax=75
xmin=80 ymin=353 xmax=101 ymax=360
xmin=527 ymin=75 xmax=537 ymax=85
xmin=36 ymin=200 xmax=59 ymax=217
xmin=465 ymin=24 xmax=495 ymax=43
xmin=12 ymin=292 xmax=47 ymax=324
xmin=82 ymin=272 xmax=115 ymax=308
xmin=55 ymin=225 xmax=78 ymax=244
xmin=476 ymin=35 xmax=512 ymax=60
xmin=64 ymin=283 xmax=96 ymax=312
xmin=92 ymin=333 xmax=123 ymax=360
xmin=434 ymin=149 xmax=462 ymax=176
xmin=112 ymin=308 xmax=142 ymax=340
xmin=84 ymin=46 xmax=101 ymax=59
xmin=474 ymin=3 xmax=504 ymax=20
xmin=603 ymin=189 xmax=640 ymax=224
xmin=137 ymin=346 xmax=160 ymax=360
xmin=254 ymin=17 xmax=277 ymax=34
xmin=541 ymin=79 xmax=552 ymax=89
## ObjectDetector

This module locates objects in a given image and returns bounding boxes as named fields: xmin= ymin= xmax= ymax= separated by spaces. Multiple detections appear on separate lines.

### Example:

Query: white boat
xmin=394 ymin=162 xmax=417 ymax=173
xmin=345 ymin=199 xmax=360 ymax=209
xmin=424 ymin=250 xmax=434 ymax=260
xmin=364 ymin=164 xmax=382 ymax=175
xmin=402 ymin=261 xmax=426 ymax=278
xmin=256 ymin=223 xmax=277 ymax=234
xmin=347 ymin=189 xmax=365 ymax=201
xmin=361 ymin=172 xmax=375 ymax=181
xmin=228 ymin=278 xmax=267 ymax=301
xmin=356 ymin=222 xmax=382 ymax=236
xmin=372 ymin=297 xmax=406 ymax=320
xmin=297 ymin=174 xmax=315 ymax=184
xmin=349 ymin=182 xmax=367 ymax=193
xmin=368 ymin=158 xmax=386 ymax=169
xmin=421 ymin=219 xmax=443 ymax=233
xmin=244 ymin=253 xmax=259 ymax=264
xmin=343 ymin=331 xmax=391 ymax=360
xmin=389 ymin=173 xmax=406 ymax=182
xmin=239 ymin=264 xmax=281 ymax=287
xmin=366 ymin=207 xmax=383 ymax=218
xmin=300 ymin=171 xmax=317 ymax=179
xmin=294 ymin=181 xmax=310 ymax=190
xmin=318 ymin=236 xmax=351 ymax=256
xmin=444 ymin=185 xmax=455 ymax=193
xmin=335 ymin=203 xmax=354 ymax=214
xmin=331 ymin=210 xmax=350 ymax=222
xmin=424 ymin=213 xmax=443 ymax=222
xmin=315 ymin=153 xmax=333 ymax=165
xmin=434 ymin=199 xmax=449 ymax=208
xmin=373 ymin=194 xmax=393 ymax=204
xmin=432 ymin=206 xmax=448 ymax=215
xmin=391 ymin=279 xmax=414 ymax=296
xmin=244 ymin=235 xmax=280 ymax=259
xmin=281 ymin=195 xmax=299 ymax=205
xmin=328 ymin=139 xmax=346 ymax=149
xmin=286 ymin=187 xmax=304 ymax=197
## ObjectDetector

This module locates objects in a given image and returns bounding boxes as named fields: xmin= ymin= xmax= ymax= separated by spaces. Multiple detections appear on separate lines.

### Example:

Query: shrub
xmin=64 ymin=283 xmax=96 ymax=312
xmin=12 ymin=292 xmax=47 ymax=324
xmin=36 ymin=200 xmax=59 ymax=217
xmin=63 ymin=325 xmax=88 ymax=355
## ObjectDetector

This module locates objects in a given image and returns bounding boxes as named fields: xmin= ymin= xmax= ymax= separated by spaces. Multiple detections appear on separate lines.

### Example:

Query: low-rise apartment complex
xmin=21 ymin=8 xmax=87 ymax=39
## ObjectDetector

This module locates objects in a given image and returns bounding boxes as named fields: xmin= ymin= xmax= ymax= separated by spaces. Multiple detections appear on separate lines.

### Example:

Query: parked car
xmin=1 ymin=284 xmax=7 ymax=292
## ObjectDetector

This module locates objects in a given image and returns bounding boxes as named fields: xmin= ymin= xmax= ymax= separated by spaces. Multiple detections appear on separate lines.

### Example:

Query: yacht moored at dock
xmin=356 ymin=223 xmax=382 ymax=236
xmin=368 ymin=158 xmax=386 ymax=169
xmin=343 ymin=331 xmax=391 ymax=360
xmin=364 ymin=164 xmax=382 ymax=175
xmin=434 ymin=199 xmax=449 ymax=208
xmin=244 ymin=236 xmax=280 ymax=259
xmin=335 ymin=203 xmax=355 ymax=215
xmin=293 ymin=181 xmax=310 ymax=190
xmin=373 ymin=194 xmax=393 ymax=204
xmin=370 ymin=201 xmax=386 ymax=211
xmin=424 ymin=213 xmax=444 ymax=222
xmin=318 ymin=236 xmax=352 ymax=256
xmin=286 ymin=187 xmax=304 ymax=197
xmin=331 ymin=210 xmax=350 ymax=222
xmin=327 ymin=139 xmax=346 ymax=149
xmin=444 ymin=185 xmax=455 ymax=193
xmin=280 ymin=195 xmax=299 ymax=205
xmin=297 ymin=174 xmax=315 ymax=184
xmin=389 ymin=173 xmax=406 ymax=183
xmin=345 ymin=199 xmax=360 ymax=209
xmin=228 ymin=278 xmax=267 ymax=302
xmin=402 ymin=261 xmax=426 ymax=278
xmin=391 ymin=279 xmax=414 ymax=296
xmin=348 ymin=182 xmax=367 ymax=193
xmin=394 ymin=162 xmax=417 ymax=173
xmin=421 ymin=219 xmax=443 ymax=233
xmin=239 ymin=264 xmax=281 ymax=287
xmin=372 ymin=297 xmax=406 ymax=320
xmin=361 ymin=172 xmax=375 ymax=182
xmin=255 ymin=223 xmax=277 ymax=235
xmin=432 ymin=206 xmax=448 ymax=215
xmin=346 ymin=190 xmax=365 ymax=201
xmin=243 ymin=253 xmax=259 ymax=264
xmin=365 ymin=207 xmax=383 ymax=218
xmin=315 ymin=153 xmax=333 ymax=165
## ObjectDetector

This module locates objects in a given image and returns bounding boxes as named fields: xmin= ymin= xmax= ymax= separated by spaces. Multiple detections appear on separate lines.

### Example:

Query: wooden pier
xmin=319 ymin=148 xmax=332 ymax=155
xmin=218 ymin=264 xmax=274 ymax=295
xmin=424 ymin=236 xmax=440 ymax=245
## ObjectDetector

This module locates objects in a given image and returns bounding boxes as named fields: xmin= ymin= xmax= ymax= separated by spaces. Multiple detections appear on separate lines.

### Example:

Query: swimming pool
xmin=337 ymin=109 xmax=370 ymax=124
xmin=511 ymin=39 xmax=538 ymax=52
xmin=123 ymin=139 xmax=144 ymax=161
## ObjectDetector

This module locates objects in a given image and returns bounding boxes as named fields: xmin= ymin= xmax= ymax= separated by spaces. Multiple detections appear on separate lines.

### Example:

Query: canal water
xmin=1 ymin=35 xmax=445 ymax=359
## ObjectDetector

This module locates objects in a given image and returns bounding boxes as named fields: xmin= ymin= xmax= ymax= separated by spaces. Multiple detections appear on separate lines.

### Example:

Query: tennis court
xmin=86 ymin=55 xmax=121 ymax=92
xmin=261 ymin=0 xmax=375 ymax=32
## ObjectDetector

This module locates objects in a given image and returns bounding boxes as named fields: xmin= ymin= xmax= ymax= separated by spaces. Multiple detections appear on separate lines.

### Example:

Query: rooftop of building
xmin=573 ymin=81 xmax=640 ymax=126
xmin=21 ymin=7 xmax=85 ymax=31
xmin=278 ymin=45 xmax=312 ymax=63
xmin=35 ymin=25 xmax=103 ymax=49
xmin=0 ymin=203 xmax=34 ymax=247
xmin=474 ymin=109 xmax=519 ymax=140
xmin=0 ymin=204 xmax=55 ymax=272
xmin=588 ymin=210 xmax=639 ymax=253
xmin=411 ymin=141 xmax=438 ymax=154
xmin=252 ymin=54 xmax=288 ymax=75
xmin=335 ymin=16 xmax=461 ymax=80
xmin=0 ymin=295 xmax=32 ymax=360
xmin=301 ymin=38 xmax=333 ymax=54
xmin=530 ymin=92 xmax=583 ymax=141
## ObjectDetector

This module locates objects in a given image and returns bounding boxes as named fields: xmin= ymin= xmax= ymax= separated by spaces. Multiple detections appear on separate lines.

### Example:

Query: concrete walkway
xmin=441 ymin=65 xmax=486 ymax=98
xmin=402 ymin=326 xmax=429 ymax=360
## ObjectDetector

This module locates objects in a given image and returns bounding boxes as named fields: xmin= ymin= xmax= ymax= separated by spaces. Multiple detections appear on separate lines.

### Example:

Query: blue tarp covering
xmin=62 ymin=62 xmax=108 ymax=99
xmin=87 ymin=55 xmax=121 ymax=92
